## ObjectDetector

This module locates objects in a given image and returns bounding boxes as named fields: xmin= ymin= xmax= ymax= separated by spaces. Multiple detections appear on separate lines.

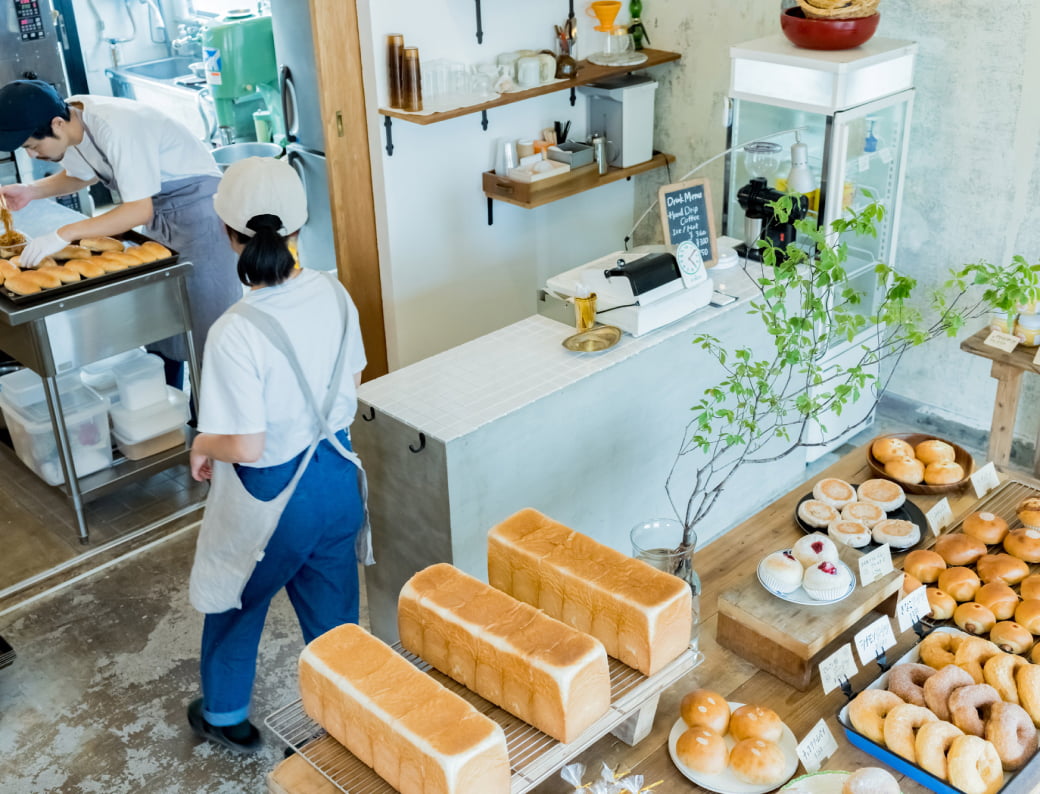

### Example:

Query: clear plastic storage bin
xmin=112 ymin=352 xmax=167 ymax=410
xmin=0 ymin=384 xmax=112 ymax=486
xmin=109 ymin=386 xmax=189 ymax=443
xmin=112 ymin=426 xmax=186 ymax=460
xmin=80 ymin=348 xmax=147 ymax=404
xmin=0 ymin=367 xmax=81 ymax=410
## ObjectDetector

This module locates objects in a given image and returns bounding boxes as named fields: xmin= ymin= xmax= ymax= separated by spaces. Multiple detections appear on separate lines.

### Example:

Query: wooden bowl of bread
xmin=867 ymin=433 xmax=974 ymax=494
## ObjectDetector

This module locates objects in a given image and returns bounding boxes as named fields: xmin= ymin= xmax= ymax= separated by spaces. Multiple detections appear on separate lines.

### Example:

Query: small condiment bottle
xmin=1015 ymin=313 xmax=1040 ymax=346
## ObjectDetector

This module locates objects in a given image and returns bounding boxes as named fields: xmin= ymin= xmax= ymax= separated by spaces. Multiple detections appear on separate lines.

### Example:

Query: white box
xmin=80 ymin=348 xmax=147 ymax=400
xmin=112 ymin=425 xmax=186 ymax=460
xmin=580 ymin=74 xmax=658 ymax=168
xmin=110 ymin=386 xmax=189 ymax=443
xmin=0 ymin=367 xmax=80 ymax=410
xmin=113 ymin=352 xmax=167 ymax=410
xmin=0 ymin=386 xmax=112 ymax=486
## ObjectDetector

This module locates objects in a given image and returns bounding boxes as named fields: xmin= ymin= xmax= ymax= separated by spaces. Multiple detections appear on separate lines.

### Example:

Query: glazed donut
xmin=1016 ymin=664 xmax=1040 ymax=728
xmin=974 ymin=581 xmax=1020 ymax=620
xmin=983 ymin=653 xmax=1030 ymax=704
xmin=954 ymin=602 xmax=997 ymax=637
xmin=955 ymin=637 xmax=1003 ymax=683
xmin=1004 ymin=528 xmax=1040 ymax=563
xmin=920 ymin=630 xmax=963 ymax=668
xmin=915 ymin=719 xmax=964 ymax=781
xmin=1021 ymin=573 xmax=1040 ymax=601
xmin=946 ymin=734 xmax=1005 ymax=794
xmin=985 ymin=701 xmax=1038 ymax=771
xmin=934 ymin=534 xmax=988 ymax=567
xmin=886 ymin=662 xmax=936 ymax=706
xmin=924 ymin=664 xmax=976 ymax=721
xmin=976 ymin=554 xmax=1030 ymax=586
xmin=904 ymin=549 xmax=946 ymax=584
xmin=989 ymin=621 xmax=1034 ymax=655
xmin=927 ymin=588 xmax=957 ymax=620
xmin=963 ymin=512 xmax=1010 ymax=545
xmin=848 ymin=689 xmax=905 ymax=745
xmin=948 ymin=683 xmax=1001 ymax=737
xmin=883 ymin=703 xmax=937 ymax=762
xmin=938 ymin=567 xmax=982 ymax=602
xmin=1013 ymin=599 xmax=1040 ymax=634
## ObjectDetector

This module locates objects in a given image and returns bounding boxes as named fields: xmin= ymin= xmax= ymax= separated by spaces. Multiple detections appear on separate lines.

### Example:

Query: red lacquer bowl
xmin=780 ymin=8 xmax=880 ymax=51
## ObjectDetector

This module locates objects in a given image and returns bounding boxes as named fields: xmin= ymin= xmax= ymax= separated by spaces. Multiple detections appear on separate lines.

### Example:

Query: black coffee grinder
xmin=736 ymin=177 xmax=809 ymax=261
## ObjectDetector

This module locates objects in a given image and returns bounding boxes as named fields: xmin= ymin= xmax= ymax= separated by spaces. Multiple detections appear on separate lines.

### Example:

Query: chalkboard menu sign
xmin=658 ymin=177 xmax=717 ymax=268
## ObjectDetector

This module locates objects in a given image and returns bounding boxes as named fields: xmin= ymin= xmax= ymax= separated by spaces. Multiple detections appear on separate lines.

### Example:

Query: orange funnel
xmin=587 ymin=1 xmax=621 ymax=31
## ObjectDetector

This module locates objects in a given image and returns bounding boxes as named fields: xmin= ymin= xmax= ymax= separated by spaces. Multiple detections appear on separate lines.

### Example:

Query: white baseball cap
xmin=213 ymin=156 xmax=308 ymax=237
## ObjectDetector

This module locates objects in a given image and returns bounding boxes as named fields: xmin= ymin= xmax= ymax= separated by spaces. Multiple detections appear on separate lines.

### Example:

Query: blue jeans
xmin=199 ymin=430 xmax=363 ymax=726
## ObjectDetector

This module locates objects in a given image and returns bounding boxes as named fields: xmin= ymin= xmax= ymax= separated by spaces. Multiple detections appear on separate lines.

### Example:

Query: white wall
xmin=71 ymin=0 xmax=173 ymax=95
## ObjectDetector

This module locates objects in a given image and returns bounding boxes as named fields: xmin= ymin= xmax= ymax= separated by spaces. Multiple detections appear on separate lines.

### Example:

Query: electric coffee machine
xmin=736 ymin=176 xmax=808 ymax=260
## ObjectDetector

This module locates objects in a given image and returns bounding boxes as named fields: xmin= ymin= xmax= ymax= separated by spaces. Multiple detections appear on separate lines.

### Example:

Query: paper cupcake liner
xmin=802 ymin=578 xmax=849 ymax=601
xmin=760 ymin=567 xmax=803 ymax=594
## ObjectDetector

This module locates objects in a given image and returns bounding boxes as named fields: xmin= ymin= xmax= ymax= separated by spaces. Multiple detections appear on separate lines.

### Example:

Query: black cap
xmin=0 ymin=80 xmax=67 ymax=152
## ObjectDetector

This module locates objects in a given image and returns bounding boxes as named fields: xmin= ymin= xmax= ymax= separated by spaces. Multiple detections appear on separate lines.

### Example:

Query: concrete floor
xmin=0 ymin=396 xmax=1028 ymax=793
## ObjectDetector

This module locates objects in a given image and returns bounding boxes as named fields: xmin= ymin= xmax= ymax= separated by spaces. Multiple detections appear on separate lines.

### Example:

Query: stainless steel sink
xmin=118 ymin=56 xmax=196 ymax=81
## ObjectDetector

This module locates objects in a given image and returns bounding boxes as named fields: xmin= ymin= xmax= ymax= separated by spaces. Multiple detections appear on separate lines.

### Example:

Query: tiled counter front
xmin=354 ymin=267 xmax=808 ymax=641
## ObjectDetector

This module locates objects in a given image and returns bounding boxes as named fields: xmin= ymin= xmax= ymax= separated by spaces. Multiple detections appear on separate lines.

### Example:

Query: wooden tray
xmin=866 ymin=432 xmax=975 ymax=494
xmin=0 ymin=230 xmax=180 ymax=305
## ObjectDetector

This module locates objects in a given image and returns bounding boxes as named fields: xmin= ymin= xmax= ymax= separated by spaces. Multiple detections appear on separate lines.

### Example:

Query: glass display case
xmin=722 ymin=35 xmax=917 ymax=459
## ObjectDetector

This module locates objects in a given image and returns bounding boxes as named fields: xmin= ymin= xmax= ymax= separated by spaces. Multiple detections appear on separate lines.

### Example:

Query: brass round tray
xmin=562 ymin=325 xmax=621 ymax=352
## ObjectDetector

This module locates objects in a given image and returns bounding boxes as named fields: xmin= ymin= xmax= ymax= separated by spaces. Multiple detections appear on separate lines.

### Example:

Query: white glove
xmin=20 ymin=231 xmax=68 ymax=268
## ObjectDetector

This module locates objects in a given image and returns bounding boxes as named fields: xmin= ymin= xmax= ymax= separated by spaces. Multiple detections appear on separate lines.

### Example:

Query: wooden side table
xmin=960 ymin=327 xmax=1040 ymax=476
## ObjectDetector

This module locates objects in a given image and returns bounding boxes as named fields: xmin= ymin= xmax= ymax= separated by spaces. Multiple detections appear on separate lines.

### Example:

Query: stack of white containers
xmin=109 ymin=352 xmax=190 ymax=460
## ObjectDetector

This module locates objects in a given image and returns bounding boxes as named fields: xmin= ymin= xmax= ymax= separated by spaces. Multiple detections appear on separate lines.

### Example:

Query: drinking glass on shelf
xmin=604 ymin=30 xmax=634 ymax=63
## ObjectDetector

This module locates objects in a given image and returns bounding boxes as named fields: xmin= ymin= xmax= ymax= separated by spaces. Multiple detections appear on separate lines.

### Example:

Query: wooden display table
xmin=267 ymin=441 xmax=1014 ymax=794
xmin=961 ymin=326 xmax=1040 ymax=476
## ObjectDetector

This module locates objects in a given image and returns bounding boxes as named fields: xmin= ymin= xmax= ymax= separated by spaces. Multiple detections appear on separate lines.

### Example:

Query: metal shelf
xmin=266 ymin=644 xmax=701 ymax=794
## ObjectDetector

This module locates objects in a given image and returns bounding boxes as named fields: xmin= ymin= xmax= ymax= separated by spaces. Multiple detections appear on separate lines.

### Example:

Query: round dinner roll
xmin=1004 ymin=528 xmax=1040 ymax=563
xmin=904 ymin=549 xmax=947 ymax=584
xmin=680 ymin=689 xmax=730 ymax=734
xmin=1021 ymin=574 xmax=1040 ymax=601
xmin=872 ymin=436 xmax=915 ymax=463
xmin=934 ymin=533 xmax=988 ymax=566
xmin=841 ymin=766 xmax=900 ymax=794
xmin=729 ymin=704 xmax=784 ymax=743
xmin=1014 ymin=600 xmax=1040 ymax=634
xmin=937 ymin=567 xmax=981 ymax=602
xmin=990 ymin=621 xmax=1034 ymax=655
xmin=974 ymin=582 xmax=1020 ymax=620
xmin=976 ymin=553 xmax=1029 ymax=586
xmin=728 ymin=738 xmax=787 ymax=787
xmin=955 ymin=602 xmax=997 ymax=635
xmin=925 ymin=461 xmax=965 ymax=485
xmin=926 ymin=587 xmax=957 ymax=620
xmin=885 ymin=456 xmax=925 ymax=485
xmin=675 ymin=726 xmax=727 ymax=774
xmin=963 ymin=512 xmax=1010 ymax=545
xmin=1018 ymin=497 xmax=1040 ymax=530
xmin=812 ymin=478 xmax=857 ymax=509
xmin=916 ymin=438 xmax=957 ymax=465
xmin=857 ymin=478 xmax=906 ymax=512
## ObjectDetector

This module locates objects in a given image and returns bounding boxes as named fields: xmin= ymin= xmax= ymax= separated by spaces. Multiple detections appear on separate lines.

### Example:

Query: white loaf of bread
xmin=487 ymin=508 xmax=692 ymax=676
xmin=299 ymin=623 xmax=510 ymax=794
xmin=398 ymin=563 xmax=611 ymax=744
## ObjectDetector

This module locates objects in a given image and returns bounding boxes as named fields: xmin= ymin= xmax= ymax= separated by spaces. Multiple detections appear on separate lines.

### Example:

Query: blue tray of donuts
xmin=837 ymin=626 xmax=1037 ymax=794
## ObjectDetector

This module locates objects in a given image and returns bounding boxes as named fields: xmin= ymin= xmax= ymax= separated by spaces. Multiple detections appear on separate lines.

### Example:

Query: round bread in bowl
xmin=866 ymin=433 xmax=974 ymax=494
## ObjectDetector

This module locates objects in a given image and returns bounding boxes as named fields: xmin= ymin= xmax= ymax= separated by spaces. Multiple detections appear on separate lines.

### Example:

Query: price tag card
xmin=926 ymin=498 xmax=953 ymax=536
xmin=858 ymin=543 xmax=894 ymax=586
xmin=797 ymin=719 xmax=839 ymax=774
xmin=972 ymin=461 xmax=1000 ymax=499
xmin=855 ymin=615 xmax=898 ymax=667
xmin=896 ymin=585 xmax=932 ymax=633
xmin=819 ymin=644 xmax=858 ymax=695
xmin=983 ymin=329 xmax=1020 ymax=353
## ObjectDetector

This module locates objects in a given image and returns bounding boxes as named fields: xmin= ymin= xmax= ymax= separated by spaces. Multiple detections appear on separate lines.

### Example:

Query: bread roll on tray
xmin=398 ymin=562 xmax=611 ymax=743
xmin=78 ymin=236 xmax=124 ymax=252
xmin=299 ymin=623 xmax=510 ymax=794
xmin=488 ymin=508 xmax=692 ymax=676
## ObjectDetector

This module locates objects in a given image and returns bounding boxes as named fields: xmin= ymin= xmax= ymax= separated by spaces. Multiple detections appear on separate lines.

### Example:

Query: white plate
xmin=779 ymin=770 xmax=849 ymax=792
xmin=756 ymin=554 xmax=856 ymax=605
xmin=586 ymin=52 xmax=649 ymax=67
xmin=668 ymin=703 xmax=799 ymax=794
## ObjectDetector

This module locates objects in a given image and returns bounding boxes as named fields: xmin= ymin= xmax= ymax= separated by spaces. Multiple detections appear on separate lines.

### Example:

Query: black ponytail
xmin=228 ymin=213 xmax=296 ymax=286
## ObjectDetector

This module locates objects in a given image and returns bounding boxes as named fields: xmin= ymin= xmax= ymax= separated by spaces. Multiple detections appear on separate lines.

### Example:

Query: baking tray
xmin=266 ymin=642 xmax=700 ymax=794
xmin=837 ymin=626 xmax=1035 ymax=794
xmin=0 ymin=230 xmax=180 ymax=305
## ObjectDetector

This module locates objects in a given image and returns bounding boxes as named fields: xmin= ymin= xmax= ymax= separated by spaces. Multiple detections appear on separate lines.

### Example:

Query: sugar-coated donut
xmin=1014 ymin=599 xmax=1040 ymax=634
xmin=1004 ymin=528 xmax=1040 ymax=563
xmin=954 ymin=600 xmax=997 ymax=635
xmin=934 ymin=534 xmax=988 ymax=566
xmin=728 ymin=704 xmax=783 ymax=743
xmin=727 ymin=738 xmax=787 ymax=786
xmin=954 ymin=637 xmax=1002 ymax=684
xmin=887 ymin=662 xmax=936 ymax=707
xmin=840 ymin=766 xmax=900 ymax=794
xmin=849 ymin=689 xmax=905 ymax=745
xmin=915 ymin=719 xmax=964 ymax=781
xmin=974 ymin=582 xmax=1020 ymax=620
xmin=924 ymin=664 xmax=975 ymax=721
xmin=885 ymin=456 xmax=925 ymax=484
xmin=947 ymin=734 xmax=1004 ymax=794
xmin=680 ymin=689 xmax=730 ymax=734
xmin=1016 ymin=664 xmax=1040 ymax=728
xmin=984 ymin=652 xmax=1029 ymax=704
xmin=812 ymin=478 xmax=857 ymax=509
xmin=926 ymin=588 xmax=957 ymax=620
xmin=920 ymin=630 xmax=963 ymax=668
xmin=883 ymin=702 xmax=937 ymax=762
xmin=904 ymin=549 xmax=946 ymax=584
xmin=872 ymin=436 xmax=915 ymax=463
xmin=949 ymin=684 xmax=1001 ymax=737
xmin=857 ymin=478 xmax=906 ymax=512
xmin=916 ymin=438 xmax=957 ymax=465
xmin=1017 ymin=496 xmax=1040 ymax=530
xmin=963 ymin=512 xmax=1010 ymax=545
xmin=675 ymin=726 xmax=728 ymax=774
xmin=985 ymin=701 xmax=1037 ymax=771
xmin=938 ymin=566 xmax=981 ymax=602
xmin=976 ymin=553 xmax=1030 ymax=586
xmin=1021 ymin=573 xmax=1040 ymax=601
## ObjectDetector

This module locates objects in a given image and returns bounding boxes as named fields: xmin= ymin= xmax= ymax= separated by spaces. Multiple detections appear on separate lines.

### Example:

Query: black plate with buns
xmin=794 ymin=486 xmax=929 ymax=554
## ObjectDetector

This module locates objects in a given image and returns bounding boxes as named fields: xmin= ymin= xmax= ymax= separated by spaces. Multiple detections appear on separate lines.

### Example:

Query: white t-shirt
xmin=198 ymin=270 xmax=367 ymax=468
xmin=60 ymin=95 xmax=220 ymax=202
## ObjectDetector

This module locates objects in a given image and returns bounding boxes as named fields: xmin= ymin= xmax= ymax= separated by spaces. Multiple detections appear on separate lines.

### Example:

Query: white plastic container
xmin=0 ymin=368 xmax=81 ymax=411
xmin=0 ymin=385 xmax=112 ymax=486
xmin=112 ymin=425 xmax=186 ymax=460
xmin=109 ymin=386 xmax=189 ymax=443
xmin=112 ymin=352 xmax=167 ymax=410
xmin=80 ymin=348 xmax=148 ymax=400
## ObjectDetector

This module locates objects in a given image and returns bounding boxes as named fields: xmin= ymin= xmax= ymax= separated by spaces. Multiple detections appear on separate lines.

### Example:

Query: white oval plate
xmin=668 ymin=703 xmax=799 ymax=794
xmin=756 ymin=554 xmax=856 ymax=605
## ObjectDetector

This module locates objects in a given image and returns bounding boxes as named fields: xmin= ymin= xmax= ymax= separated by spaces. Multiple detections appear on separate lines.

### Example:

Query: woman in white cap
xmin=185 ymin=156 xmax=370 ymax=753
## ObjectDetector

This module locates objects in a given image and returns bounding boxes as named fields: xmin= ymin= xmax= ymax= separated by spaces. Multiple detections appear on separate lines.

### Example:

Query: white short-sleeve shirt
xmin=59 ymin=95 xmax=220 ymax=202
xmin=198 ymin=270 xmax=367 ymax=468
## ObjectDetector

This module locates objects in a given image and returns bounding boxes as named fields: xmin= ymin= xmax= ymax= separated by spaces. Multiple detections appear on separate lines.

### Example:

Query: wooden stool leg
xmin=989 ymin=361 xmax=1023 ymax=469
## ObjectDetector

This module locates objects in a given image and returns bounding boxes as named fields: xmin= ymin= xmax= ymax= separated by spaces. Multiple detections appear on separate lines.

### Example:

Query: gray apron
xmin=76 ymin=124 xmax=240 ymax=363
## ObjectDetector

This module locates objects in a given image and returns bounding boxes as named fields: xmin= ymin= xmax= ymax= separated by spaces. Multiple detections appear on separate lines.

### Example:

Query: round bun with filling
xmin=915 ymin=439 xmax=957 ymax=465
xmin=857 ymin=478 xmax=906 ymax=512
xmin=963 ymin=512 xmax=1010 ymax=544
xmin=1020 ymin=574 xmax=1040 ymax=601
xmin=926 ymin=587 xmax=957 ymax=620
xmin=1004 ymin=528 xmax=1040 ymax=563
xmin=828 ymin=519 xmax=871 ymax=548
xmin=791 ymin=533 xmax=839 ymax=568
xmin=904 ymin=549 xmax=947 ymax=584
xmin=937 ymin=566 xmax=981 ymax=602
xmin=954 ymin=601 xmax=997 ymax=635
xmin=976 ymin=553 xmax=1030 ymax=586
xmin=934 ymin=533 xmax=987 ymax=566
xmin=797 ymin=499 xmax=840 ymax=529
xmin=812 ymin=478 xmax=857 ymax=509
xmin=884 ymin=456 xmax=925 ymax=485
xmin=759 ymin=550 xmax=803 ymax=594
xmin=674 ymin=726 xmax=728 ymax=774
xmin=925 ymin=461 xmax=965 ymax=485
xmin=729 ymin=704 xmax=784 ymax=743
xmin=1017 ymin=497 xmax=1040 ymax=530
xmin=872 ymin=518 xmax=921 ymax=549
xmin=841 ymin=501 xmax=885 ymax=528
xmin=841 ymin=766 xmax=901 ymax=794
xmin=680 ymin=689 xmax=730 ymax=734
xmin=990 ymin=621 xmax=1034 ymax=655
xmin=872 ymin=437 xmax=915 ymax=463
xmin=728 ymin=738 xmax=787 ymax=786
xmin=974 ymin=581 xmax=1020 ymax=620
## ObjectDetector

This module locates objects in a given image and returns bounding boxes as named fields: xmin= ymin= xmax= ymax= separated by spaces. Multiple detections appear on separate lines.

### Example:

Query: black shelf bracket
xmin=475 ymin=0 xmax=483 ymax=43
xmin=487 ymin=197 xmax=494 ymax=226
xmin=383 ymin=116 xmax=394 ymax=156
xmin=480 ymin=109 xmax=489 ymax=131
xmin=570 ymin=87 xmax=576 ymax=106
xmin=409 ymin=432 xmax=426 ymax=453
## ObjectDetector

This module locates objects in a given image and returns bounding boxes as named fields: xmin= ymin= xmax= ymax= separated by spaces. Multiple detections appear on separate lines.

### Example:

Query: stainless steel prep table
xmin=3 ymin=200 xmax=200 ymax=542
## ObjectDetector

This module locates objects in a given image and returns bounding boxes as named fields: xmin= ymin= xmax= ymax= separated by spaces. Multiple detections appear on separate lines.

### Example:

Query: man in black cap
xmin=0 ymin=79 xmax=241 ymax=374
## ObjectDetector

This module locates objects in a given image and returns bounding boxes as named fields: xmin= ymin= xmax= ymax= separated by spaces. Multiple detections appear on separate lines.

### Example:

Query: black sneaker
xmin=187 ymin=698 xmax=262 ymax=754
